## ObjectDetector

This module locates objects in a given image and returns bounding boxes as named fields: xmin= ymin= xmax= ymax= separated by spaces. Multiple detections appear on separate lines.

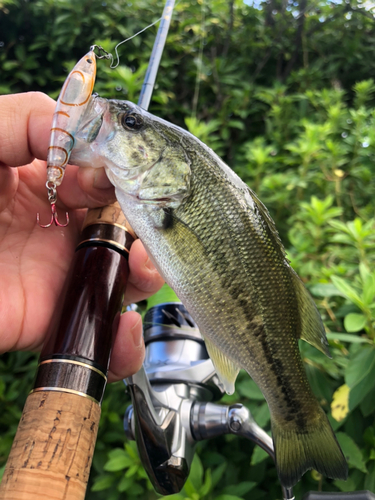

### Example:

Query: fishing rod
xmin=0 ymin=2 xmax=175 ymax=499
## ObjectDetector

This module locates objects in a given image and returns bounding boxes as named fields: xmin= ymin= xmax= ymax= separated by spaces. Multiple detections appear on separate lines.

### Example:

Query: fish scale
xmin=176 ymin=158 xmax=302 ymax=397
xmin=70 ymin=96 xmax=348 ymax=488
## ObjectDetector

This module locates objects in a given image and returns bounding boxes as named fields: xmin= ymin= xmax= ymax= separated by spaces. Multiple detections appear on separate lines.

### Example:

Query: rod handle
xmin=0 ymin=391 xmax=100 ymax=500
xmin=0 ymin=202 xmax=135 ymax=499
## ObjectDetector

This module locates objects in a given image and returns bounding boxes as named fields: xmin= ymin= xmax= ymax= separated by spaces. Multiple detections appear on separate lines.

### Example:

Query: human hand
xmin=0 ymin=92 xmax=164 ymax=381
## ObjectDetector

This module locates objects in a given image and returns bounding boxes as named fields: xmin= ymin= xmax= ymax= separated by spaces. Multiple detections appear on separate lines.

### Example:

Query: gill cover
xmin=138 ymin=146 xmax=191 ymax=205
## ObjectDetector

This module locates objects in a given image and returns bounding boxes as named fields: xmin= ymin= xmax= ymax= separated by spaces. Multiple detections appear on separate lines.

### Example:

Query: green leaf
xmin=336 ymin=432 xmax=367 ymax=473
xmin=129 ymin=483 xmax=144 ymax=495
xmin=211 ymin=462 xmax=227 ymax=488
xmin=365 ymin=461 xmax=375 ymax=491
xmin=117 ymin=476 xmax=133 ymax=493
xmin=14 ymin=44 xmax=26 ymax=61
xmin=329 ymin=219 xmax=352 ymax=234
xmin=189 ymin=454 xmax=204 ymax=491
xmin=183 ymin=477 xmax=198 ymax=497
xmin=349 ymin=366 xmax=375 ymax=410
xmin=345 ymin=347 xmax=375 ymax=409
xmin=237 ymin=378 xmax=265 ymax=400
xmin=305 ymin=362 xmax=334 ymax=402
xmin=15 ymin=70 xmax=32 ymax=86
xmin=223 ymin=481 xmax=257 ymax=496
xmin=199 ymin=468 xmax=212 ymax=497
xmin=363 ymin=273 xmax=375 ymax=306
xmin=125 ymin=441 xmax=139 ymax=460
xmin=104 ymin=451 xmax=133 ymax=471
xmin=359 ymin=384 xmax=375 ymax=416
xmin=334 ymin=475 xmax=358 ymax=493
xmin=251 ymin=445 xmax=270 ymax=465
xmin=2 ymin=61 xmax=18 ymax=71
xmin=125 ymin=464 xmax=139 ymax=478
xmin=345 ymin=346 xmax=375 ymax=388
xmin=326 ymin=332 xmax=371 ymax=344
xmin=310 ymin=283 xmax=346 ymax=298
xmin=91 ymin=474 xmax=115 ymax=492
xmin=359 ymin=262 xmax=370 ymax=282
xmin=334 ymin=469 xmax=364 ymax=492
xmin=252 ymin=402 xmax=270 ymax=427
xmin=344 ymin=313 xmax=367 ymax=332
xmin=228 ymin=120 xmax=245 ymax=130
xmin=331 ymin=276 xmax=363 ymax=309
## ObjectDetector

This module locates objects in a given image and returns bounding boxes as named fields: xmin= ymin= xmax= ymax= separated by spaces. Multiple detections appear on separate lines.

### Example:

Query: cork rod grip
xmin=0 ymin=391 xmax=100 ymax=500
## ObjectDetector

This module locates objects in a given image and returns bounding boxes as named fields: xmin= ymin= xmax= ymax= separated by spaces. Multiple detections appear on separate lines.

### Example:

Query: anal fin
xmin=204 ymin=337 xmax=240 ymax=395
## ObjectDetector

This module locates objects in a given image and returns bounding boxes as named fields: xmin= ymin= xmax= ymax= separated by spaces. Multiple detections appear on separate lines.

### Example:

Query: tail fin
xmin=271 ymin=408 xmax=348 ymax=488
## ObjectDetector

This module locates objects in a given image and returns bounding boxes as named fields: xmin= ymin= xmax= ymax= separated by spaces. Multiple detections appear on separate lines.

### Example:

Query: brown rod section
xmin=0 ymin=202 xmax=136 ymax=500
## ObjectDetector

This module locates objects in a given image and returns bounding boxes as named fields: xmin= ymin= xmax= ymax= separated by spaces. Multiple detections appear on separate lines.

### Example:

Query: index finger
xmin=0 ymin=92 xmax=55 ymax=167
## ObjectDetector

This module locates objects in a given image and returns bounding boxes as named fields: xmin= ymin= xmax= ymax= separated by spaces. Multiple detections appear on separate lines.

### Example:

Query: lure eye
xmin=122 ymin=113 xmax=143 ymax=131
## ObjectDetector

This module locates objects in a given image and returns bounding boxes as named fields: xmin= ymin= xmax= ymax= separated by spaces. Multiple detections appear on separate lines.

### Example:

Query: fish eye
xmin=122 ymin=113 xmax=143 ymax=131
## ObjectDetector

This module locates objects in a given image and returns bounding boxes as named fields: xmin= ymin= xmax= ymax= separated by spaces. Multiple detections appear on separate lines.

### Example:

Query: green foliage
xmin=1 ymin=0 xmax=375 ymax=498
xmin=0 ymin=352 xmax=38 ymax=480
xmin=92 ymin=441 xmax=153 ymax=496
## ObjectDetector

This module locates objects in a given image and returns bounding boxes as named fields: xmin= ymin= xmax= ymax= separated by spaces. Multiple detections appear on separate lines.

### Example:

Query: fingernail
xmin=145 ymin=257 xmax=156 ymax=271
xmin=93 ymin=168 xmax=113 ymax=189
xmin=131 ymin=316 xmax=143 ymax=347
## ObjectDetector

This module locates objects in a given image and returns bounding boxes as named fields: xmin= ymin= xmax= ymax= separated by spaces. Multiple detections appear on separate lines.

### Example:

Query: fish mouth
xmin=137 ymin=196 xmax=170 ymax=204
xmin=74 ymin=95 xmax=108 ymax=143
xmin=136 ymin=192 xmax=187 ymax=207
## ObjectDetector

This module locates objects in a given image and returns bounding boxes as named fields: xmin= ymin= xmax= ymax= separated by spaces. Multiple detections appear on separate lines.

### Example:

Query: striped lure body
xmin=47 ymin=50 xmax=96 ymax=187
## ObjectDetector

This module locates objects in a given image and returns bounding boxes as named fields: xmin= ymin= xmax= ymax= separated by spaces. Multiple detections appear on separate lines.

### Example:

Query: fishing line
xmin=91 ymin=16 xmax=163 ymax=69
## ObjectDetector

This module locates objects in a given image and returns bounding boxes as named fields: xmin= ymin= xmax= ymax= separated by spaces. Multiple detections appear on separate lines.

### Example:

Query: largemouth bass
xmin=71 ymin=96 xmax=348 ymax=488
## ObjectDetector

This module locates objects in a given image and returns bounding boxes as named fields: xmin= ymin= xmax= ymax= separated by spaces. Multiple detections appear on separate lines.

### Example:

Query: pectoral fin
xmin=204 ymin=337 xmax=240 ymax=395
xmin=290 ymin=268 xmax=331 ymax=358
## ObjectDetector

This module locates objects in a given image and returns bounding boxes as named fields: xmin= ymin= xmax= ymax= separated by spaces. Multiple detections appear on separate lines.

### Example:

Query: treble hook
xmin=37 ymin=181 xmax=69 ymax=228
xmin=37 ymin=203 xmax=69 ymax=228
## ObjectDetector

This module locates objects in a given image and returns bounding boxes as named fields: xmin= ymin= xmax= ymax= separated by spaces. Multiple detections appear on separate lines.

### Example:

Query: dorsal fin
xmin=289 ymin=268 xmax=331 ymax=358
xmin=247 ymin=187 xmax=288 ymax=259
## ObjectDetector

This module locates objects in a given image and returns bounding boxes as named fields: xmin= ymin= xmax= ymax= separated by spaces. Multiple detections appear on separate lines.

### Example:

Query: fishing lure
xmin=37 ymin=18 xmax=164 ymax=228
xmin=37 ymin=50 xmax=97 ymax=227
